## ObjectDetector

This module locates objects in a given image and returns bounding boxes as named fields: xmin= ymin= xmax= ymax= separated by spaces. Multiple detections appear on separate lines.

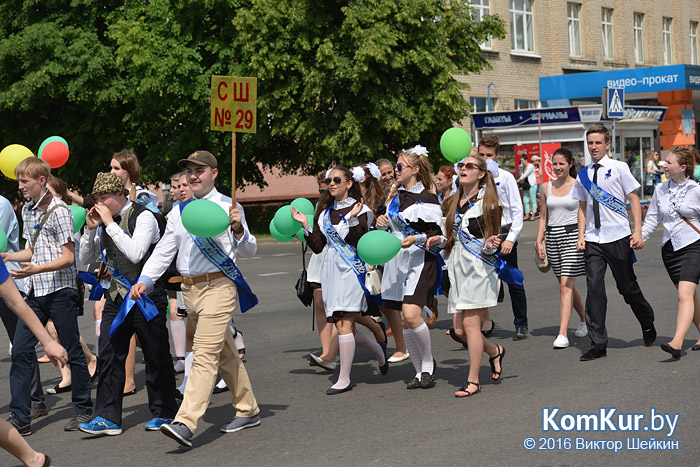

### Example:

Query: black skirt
xmin=661 ymin=238 xmax=700 ymax=284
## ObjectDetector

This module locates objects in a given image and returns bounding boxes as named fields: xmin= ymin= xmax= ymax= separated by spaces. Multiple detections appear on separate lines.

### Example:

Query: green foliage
xmin=0 ymin=0 xmax=504 ymax=203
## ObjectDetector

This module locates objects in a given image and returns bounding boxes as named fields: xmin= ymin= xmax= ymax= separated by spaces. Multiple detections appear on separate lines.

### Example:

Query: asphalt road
xmin=0 ymin=220 xmax=698 ymax=466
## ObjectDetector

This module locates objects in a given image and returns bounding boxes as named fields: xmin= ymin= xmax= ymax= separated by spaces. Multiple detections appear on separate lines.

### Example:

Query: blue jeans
xmin=10 ymin=288 xmax=92 ymax=423
xmin=523 ymin=185 xmax=538 ymax=214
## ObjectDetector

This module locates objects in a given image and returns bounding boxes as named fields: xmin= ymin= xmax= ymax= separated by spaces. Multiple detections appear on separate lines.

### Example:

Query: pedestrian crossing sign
xmin=606 ymin=87 xmax=625 ymax=119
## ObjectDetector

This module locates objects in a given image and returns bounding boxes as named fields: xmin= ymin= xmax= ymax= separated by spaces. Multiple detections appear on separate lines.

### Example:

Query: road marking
xmin=258 ymin=272 xmax=290 ymax=277
xmin=238 ymin=257 xmax=261 ymax=261
xmin=271 ymin=253 xmax=295 ymax=257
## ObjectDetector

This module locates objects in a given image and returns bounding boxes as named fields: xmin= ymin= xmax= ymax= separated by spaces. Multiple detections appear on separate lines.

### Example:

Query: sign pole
xmin=231 ymin=131 xmax=236 ymax=205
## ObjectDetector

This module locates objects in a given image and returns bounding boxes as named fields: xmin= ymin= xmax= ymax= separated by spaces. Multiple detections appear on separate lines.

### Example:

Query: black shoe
xmin=580 ymin=348 xmax=607 ymax=361
xmin=420 ymin=360 xmax=436 ymax=389
xmin=30 ymin=407 xmax=48 ymax=420
xmin=212 ymin=385 xmax=229 ymax=394
xmin=449 ymin=328 xmax=468 ymax=348
xmin=326 ymin=384 xmax=352 ymax=395
xmin=642 ymin=325 xmax=657 ymax=347
xmin=64 ymin=412 xmax=93 ymax=431
xmin=123 ymin=388 xmax=137 ymax=397
xmin=513 ymin=327 xmax=528 ymax=341
xmin=692 ymin=344 xmax=700 ymax=351
xmin=8 ymin=414 xmax=31 ymax=436
xmin=660 ymin=342 xmax=681 ymax=360
xmin=42 ymin=455 xmax=51 ymax=467
xmin=378 ymin=323 xmax=389 ymax=375
xmin=407 ymin=377 xmax=421 ymax=390
xmin=174 ymin=390 xmax=183 ymax=400
xmin=45 ymin=384 xmax=71 ymax=395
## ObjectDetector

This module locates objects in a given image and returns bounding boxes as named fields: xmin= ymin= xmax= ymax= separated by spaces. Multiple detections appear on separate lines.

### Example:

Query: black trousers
xmin=95 ymin=291 xmax=176 ymax=426
xmin=584 ymin=237 xmax=655 ymax=350
xmin=500 ymin=241 xmax=528 ymax=328
xmin=0 ymin=294 xmax=45 ymax=410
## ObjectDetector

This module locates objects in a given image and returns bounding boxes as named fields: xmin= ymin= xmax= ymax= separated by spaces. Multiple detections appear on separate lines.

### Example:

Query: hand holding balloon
xmin=229 ymin=206 xmax=243 ymax=235
xmin=290 ymin=207 xmax=308 ymax=228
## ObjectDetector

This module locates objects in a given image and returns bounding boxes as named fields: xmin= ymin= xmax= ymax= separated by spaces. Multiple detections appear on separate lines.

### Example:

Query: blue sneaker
xmin=144 ymin=417 xmax=173 ymax=431
xmin=79 ymin=416 xmax=122 ymax=436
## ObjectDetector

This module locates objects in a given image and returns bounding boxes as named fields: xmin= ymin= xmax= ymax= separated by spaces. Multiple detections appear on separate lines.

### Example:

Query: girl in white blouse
xmin=641 ymin=147 xmax=700 ymax=359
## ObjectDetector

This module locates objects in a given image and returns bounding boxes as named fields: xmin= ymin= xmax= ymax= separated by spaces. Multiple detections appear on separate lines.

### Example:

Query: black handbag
xmin=296 ymin=243 xmax=313 ymax=307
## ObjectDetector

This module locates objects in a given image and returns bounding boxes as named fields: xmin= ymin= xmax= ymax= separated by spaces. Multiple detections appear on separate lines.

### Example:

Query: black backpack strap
xmin=31 ymin=204 xmax=71 ymax=246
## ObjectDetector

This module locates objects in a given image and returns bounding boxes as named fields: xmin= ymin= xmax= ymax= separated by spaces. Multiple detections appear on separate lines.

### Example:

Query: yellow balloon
xmin=0 ymin=145 xmax=35 ymax=179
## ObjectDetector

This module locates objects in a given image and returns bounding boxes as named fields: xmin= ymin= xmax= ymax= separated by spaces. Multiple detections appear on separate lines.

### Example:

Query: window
xmin=602 ymin=8 xmax=614 ymax=60
xmin=510 ymin=0 xmax=535 ymax=53
xmin=633 ymin=13 xmax=644 ymax=63
xmin=567 ymin=3 xmax=582 ymax=57
xmin=470 ymin=96 xmax=499 ymax=112
xmin=514 ymin=99 xmax=539 ymax=109
xmin=470 ymin=0 xmax=492 ymax=49
xmin=691 ymin=21 xmax=698 ymax=65
xmin=663 ymin=17 xmax=673 ymax=65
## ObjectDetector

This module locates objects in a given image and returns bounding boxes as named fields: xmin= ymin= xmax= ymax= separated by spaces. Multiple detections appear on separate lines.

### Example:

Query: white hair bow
xmin=403 ymin=145 xmax=429 ymax=157
xmin=351 ymin=166 xmax=366 ymax=183
xmin=365 ymin=162 xmax=381 ymax=180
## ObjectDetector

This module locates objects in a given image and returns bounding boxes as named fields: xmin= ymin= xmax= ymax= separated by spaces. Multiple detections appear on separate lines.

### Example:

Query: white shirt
xmin=80 ymin=201 xmax=160 ymax=270
xmin=642 ymin=178 xmax=700 ymax=251
xmin=573 ymin=155 xmax=640 ymax=244
xmin=138 ymin=188 xmax=255 ymax=290
xmin=493 ymin=168 xmax=523 ymax=243
xmin=518 ymin=163 xmax=536 ymax=186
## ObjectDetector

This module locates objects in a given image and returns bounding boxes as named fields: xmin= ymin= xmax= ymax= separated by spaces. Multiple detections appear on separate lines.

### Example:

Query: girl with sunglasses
xmin=293 ymin=166 xmax=388 ymax=394
xmin=376 ymin=146 xmax=441 ymax=389
xmin=427 ymin=155 xmax=504 ymax=397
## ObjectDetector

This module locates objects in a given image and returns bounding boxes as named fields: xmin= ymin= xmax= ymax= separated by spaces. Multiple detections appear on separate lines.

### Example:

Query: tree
xmin=0 ymin=0 xmax=504 ymax=200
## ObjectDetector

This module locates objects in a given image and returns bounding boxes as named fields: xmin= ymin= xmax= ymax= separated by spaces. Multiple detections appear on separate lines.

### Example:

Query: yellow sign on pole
xmin=210 ymin=76 xmax=257 ymax=133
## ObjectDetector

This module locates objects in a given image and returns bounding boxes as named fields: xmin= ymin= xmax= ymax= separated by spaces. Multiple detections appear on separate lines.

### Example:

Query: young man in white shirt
xmin=130 ymin=151 xmax=260 ymax=447
xmin=573 ymin=125 xmax=656 ymax=361
xmin=478 ymin=135 xmax=529 ymax=340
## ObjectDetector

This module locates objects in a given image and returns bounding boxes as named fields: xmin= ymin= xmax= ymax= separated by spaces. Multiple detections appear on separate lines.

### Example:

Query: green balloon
xmin=357 ymin=230 xmax=402 ymax=265
xmin=269 ymin=220 xmax=295 ymax=242
xmin=0 ymin=229 xmax=7 ymax=252
xmin=295 ymin=227 xmax=306 ymax=243
xmin=273 ymin=205 xmax=301 ymax=236
xmin=291 ymin=197 xmax=315 ymax=216
xmin=38 ymin=136 xmax=68 ymax=160
xmin=440 ymin=127 xmax=473 ymax=163
xmin=181 ymin=199 xmax=230 ymax=237
xmin=69 ymin=205 xmax=86 ymax=233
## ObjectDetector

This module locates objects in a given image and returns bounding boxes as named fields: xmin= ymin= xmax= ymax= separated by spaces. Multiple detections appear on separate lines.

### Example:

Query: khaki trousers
xmin=176 ymin=276 xmax=259 ymax=432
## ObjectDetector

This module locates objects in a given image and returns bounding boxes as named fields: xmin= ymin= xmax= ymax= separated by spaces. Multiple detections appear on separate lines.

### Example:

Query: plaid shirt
xmin=22 ymin=190 xmax=76 ymax=297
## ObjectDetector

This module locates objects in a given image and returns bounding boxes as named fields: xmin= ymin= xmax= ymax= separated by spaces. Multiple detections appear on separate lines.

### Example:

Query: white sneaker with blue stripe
xmin=79 ymin=416 xmax=122 ymax=436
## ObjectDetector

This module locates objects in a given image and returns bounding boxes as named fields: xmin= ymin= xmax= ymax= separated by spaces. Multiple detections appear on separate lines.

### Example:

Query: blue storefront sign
xmin=540 ymin=64 xmax=700 ymax=101
xmin=472 ymin=106 xmax=666 ymax=129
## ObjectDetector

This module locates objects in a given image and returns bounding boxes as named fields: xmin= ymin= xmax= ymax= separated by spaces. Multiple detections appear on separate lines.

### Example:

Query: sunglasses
xmin=324 ymin=176 xmax=345 ymax=185
xmin=395 ymin=163 xmax=412 ymax=172
xmin=457 ymin=162 xmax=483 ymax=171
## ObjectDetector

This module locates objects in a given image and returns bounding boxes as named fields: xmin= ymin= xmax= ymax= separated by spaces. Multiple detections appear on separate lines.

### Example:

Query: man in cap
xmin=78 ymin=172 xmax=177 ymax=436
xmin=130 ymin=151 xmax=260 ymax=447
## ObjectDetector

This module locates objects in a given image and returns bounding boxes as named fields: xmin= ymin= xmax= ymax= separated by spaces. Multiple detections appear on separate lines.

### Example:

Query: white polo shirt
xmin=573 ymin=155 xmax=639 ymax=244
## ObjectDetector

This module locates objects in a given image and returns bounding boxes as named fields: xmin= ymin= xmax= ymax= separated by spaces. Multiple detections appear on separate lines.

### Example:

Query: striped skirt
xmin=545 ymin=224 xmax=586 ymax=278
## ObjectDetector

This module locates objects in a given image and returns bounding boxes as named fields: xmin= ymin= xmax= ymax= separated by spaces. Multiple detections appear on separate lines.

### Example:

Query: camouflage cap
xmin=178 ymin=150 xmax=218 ymax=169
xmin=91 ymin=172 xmax=128 ymax=196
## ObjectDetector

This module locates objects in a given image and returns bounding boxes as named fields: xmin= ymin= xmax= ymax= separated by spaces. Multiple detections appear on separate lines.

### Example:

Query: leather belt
xmin=168 ymin=271 xmax=226 ymax=285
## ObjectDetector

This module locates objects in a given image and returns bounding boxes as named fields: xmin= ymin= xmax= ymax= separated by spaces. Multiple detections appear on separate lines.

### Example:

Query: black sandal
xmin=489 ymin=345 xmax=505 ymax=381
xmin=448 ymin=328 xmax=468 ymax=348
xmin=455 ymin=381 xmax=481 ymax=397
xmin=481 ymin=319 xmax=495 ymax=337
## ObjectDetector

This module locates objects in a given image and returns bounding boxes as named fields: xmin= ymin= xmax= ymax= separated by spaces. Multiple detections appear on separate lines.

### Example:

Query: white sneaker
xmin=574 ymin=322 xmax=588 ymax=338
xmin=553 ymin=335 xmax=569 ymax=348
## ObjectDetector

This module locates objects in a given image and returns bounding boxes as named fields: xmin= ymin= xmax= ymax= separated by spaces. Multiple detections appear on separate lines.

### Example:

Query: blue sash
xmin=454 ymin=211 xmax=524 ymax=286
xmin=98 ymin=230 xmax=160 ymax=337
xmin=179 ymin=199 xmax=258 ymax=313
xmin=387 ymin=194 xmax=444 ymax=295
xmin=322 ymin=208 xmax=382 ymax=305
xmin=77 ymin=271 xmax=104 ymax=301
xmin=578 ymin=167 xmax=628 ymax=220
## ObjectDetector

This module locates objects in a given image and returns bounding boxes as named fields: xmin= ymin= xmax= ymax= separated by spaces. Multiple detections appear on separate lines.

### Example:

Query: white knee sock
xmin=403 ymin=328 xmax=422 ymax=378
xmin=94 ymin=320 xmax=102 ymax=357
xmin=331 ymin=333 xmax=355 ymax=389
xmin=413 ymin=322 xmax=434 ymax=374
xmin=177 ymin=351 xmax=193 ymax=394
xmin=354 ymin=330 xmax=385 ymax=366
xmin=170 ymin=319 xmax=186 ymax=359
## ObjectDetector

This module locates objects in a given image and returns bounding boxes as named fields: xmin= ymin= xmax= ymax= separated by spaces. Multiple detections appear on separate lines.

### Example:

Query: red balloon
xmin=41 ymin=141 xmax=69 ymax=168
